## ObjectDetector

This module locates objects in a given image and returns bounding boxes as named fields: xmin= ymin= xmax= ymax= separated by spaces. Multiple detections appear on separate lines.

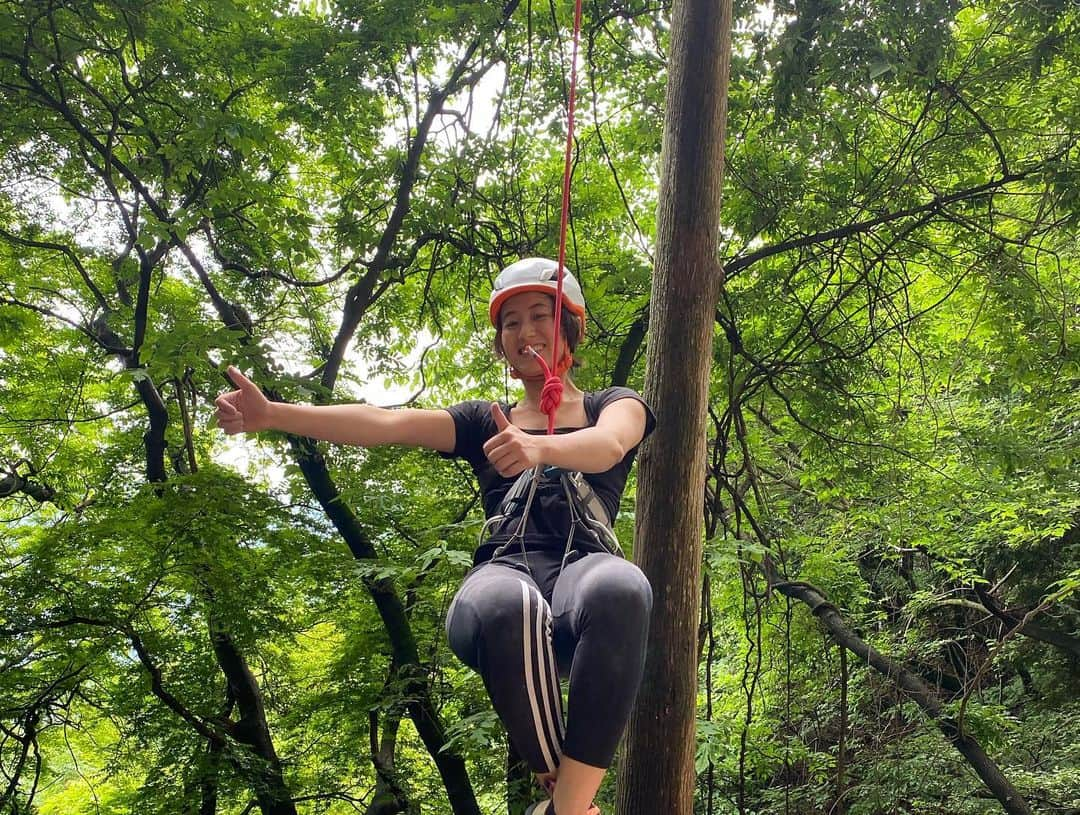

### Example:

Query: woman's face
xmin=497 ymin=291 xmax=557 ymax=373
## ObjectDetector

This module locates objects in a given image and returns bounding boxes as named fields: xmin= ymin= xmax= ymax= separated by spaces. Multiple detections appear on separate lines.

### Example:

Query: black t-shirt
xmin=441 ymin=387 xmax=657 ymax=563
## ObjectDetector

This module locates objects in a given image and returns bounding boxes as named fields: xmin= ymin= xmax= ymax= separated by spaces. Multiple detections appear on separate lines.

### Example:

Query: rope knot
xmin=540 ymin=374 xmax=564 ymax=418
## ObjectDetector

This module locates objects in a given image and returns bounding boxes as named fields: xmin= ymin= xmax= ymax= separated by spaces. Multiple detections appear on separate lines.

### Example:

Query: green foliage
xmin=1 ymin=0 xmax=1078 ymax=812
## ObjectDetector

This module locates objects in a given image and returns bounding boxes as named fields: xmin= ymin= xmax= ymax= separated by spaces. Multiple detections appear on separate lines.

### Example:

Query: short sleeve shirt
xmin=441 ymin=387 xmax=656 ymax=563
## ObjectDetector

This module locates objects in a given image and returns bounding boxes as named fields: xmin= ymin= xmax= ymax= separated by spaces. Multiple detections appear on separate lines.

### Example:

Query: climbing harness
xmin=480 ymin=464 xmax=624 ymax=567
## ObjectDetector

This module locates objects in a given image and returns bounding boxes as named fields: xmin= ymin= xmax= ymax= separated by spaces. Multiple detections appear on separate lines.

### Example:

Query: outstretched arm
xmin=483 ymin=398 xmax=647 ymax=476
xmin=214 ymin=366 xmax=456 ymax=453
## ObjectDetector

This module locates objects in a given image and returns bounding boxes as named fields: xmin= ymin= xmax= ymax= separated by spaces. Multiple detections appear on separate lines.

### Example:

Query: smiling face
xmin=496 ymin=291 xmax=558 ymax=374
xmin=493 ymin=291 xmax=583 ymax=378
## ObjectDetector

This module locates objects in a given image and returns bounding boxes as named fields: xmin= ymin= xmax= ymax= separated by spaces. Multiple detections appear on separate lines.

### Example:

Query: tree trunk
xmin=616 ymin=0 xmax=733 ymax=811
xmin=364 ymin=704 xmax=412 ymax=815
xmin=973 ymin=584 xmax=1080 ymax=662
xmin=208 ymin=621 xmax=297 ymax=815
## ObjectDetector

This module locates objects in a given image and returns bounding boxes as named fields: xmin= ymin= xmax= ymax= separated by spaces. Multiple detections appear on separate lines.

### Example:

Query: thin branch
xmin=0 ymin=228 xmax=110 ymax=310
xmin=723 ymin=153 xmax=1069 ymax=277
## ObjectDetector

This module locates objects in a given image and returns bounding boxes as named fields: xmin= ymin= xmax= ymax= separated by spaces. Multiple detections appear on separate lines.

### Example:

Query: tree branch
xmin=723 ymin=153 xmax=1068 ymax=277
xmin=0 ymin=228 xmax=110 ymax=310
xmin=321 ymin=3 xmax=521 ymax=393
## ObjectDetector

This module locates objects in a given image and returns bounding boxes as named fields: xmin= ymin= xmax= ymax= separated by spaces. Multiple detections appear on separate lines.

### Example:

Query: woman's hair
xmin=493 ymin=301 xmax=582 ymax=365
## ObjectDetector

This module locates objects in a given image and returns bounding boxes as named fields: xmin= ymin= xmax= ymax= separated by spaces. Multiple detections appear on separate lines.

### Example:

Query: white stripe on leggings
xmin=532 ymin=584 xmax=565 ymax=745
xmin=542 ymin=607 xmax=565 ymax=742
xmin=520 ymin=581 xmax=562 ymax=772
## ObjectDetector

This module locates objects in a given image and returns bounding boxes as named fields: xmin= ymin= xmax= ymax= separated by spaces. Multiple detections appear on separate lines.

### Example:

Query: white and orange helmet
xmin=488 ymin=257 xmax=586 ymax=329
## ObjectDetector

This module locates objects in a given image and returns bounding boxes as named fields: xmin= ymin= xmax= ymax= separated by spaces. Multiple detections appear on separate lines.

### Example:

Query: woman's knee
xmin=446 ymin=570 xmax=542 ymax=662
xmin=570 ymin=557 xmax=653 ymax=624
xmin=603 ymin=563 xmax=652 ymax=621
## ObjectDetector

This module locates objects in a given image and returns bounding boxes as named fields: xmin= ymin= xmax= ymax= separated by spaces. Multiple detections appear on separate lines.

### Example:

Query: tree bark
xmin=610 ymin=310 xmax=647 ymax=388
xmin=617 ymin=0 xmax=732 ymax=811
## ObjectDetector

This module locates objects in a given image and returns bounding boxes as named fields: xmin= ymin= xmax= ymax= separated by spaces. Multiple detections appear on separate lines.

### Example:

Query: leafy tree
xmin=0 ymin=0 xmax=1076 ymax=813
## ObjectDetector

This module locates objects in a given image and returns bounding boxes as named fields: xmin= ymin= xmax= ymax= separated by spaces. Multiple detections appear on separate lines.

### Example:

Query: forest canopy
xmin=0 ymin=0 xmax=1077 ymax=813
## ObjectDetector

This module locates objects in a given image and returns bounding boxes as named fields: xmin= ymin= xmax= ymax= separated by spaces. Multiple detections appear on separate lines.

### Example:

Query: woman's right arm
xmin=214 ymin=366 xmax=456 ymax=453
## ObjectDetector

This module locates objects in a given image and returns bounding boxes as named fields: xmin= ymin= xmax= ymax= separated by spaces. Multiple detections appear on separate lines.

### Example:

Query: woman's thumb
xmin=226 ymin=366 xmax=257 ymax=392
xmin=490 ymin=402 xmax=510 ymax=431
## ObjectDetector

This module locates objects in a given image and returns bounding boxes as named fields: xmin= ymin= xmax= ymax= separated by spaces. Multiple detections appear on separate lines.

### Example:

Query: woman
xmin=215 ymin=258 xmax=655 ymax=815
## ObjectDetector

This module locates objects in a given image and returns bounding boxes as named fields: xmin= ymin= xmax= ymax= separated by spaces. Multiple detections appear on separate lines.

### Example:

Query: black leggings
xmin=445 ymin=549 xmax=652 ymax=772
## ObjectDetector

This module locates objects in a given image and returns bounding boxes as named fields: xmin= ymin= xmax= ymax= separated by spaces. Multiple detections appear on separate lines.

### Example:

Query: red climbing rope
xmin=529 ymin=0 xmax=583 ymax=435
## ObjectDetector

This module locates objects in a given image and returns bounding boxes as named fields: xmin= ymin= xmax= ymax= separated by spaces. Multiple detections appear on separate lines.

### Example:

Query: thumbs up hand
xmin=483 ymin=402 xmax=544 ymax=477
xmin=214 ymin=366 xmax=273 ymax=434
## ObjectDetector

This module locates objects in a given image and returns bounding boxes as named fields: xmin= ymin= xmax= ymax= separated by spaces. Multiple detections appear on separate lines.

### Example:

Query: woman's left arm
xmin=483 ymin=398 xmax=648 ymax=476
